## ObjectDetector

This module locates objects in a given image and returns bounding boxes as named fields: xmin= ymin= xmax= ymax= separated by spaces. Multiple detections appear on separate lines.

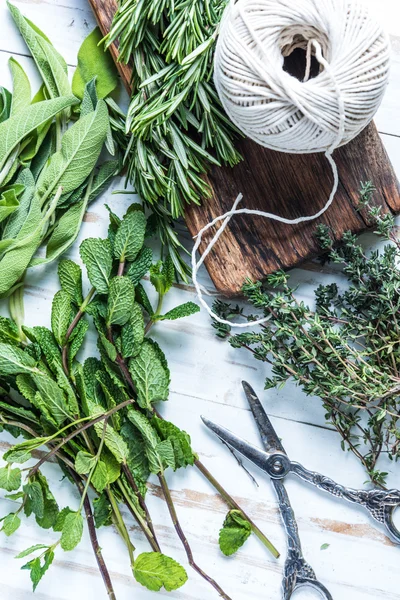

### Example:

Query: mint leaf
xmin=320 ymin=543 xmax=330 ymax=550
xmin=152 ymin=417 xmax=195 ymax=469
xmin=24 ymin=481 xmax=44 ymax=518
xmin=127 ymin=411 xmax=163 ymax=475
xmin=94 ymin=422 xmax=129 ymax=464
xmin=219 ymin=510 xmax=252 ymax=556
xmin=21 ymin=548 xmax=54 ymax=591
xmin=113 ymin=210 xmax=146 ymax=262
xmin=51 ymin=290 xmax=72 ymax=346
xmin=127 ymin=246 xmax=153 ymax=286
xmin=60 ymin=511 xmax=84 ymax=551
xmin=0 ymin=315 xmax=20 ymax=345
xmin=133 ymin=552 xmax=188 ymax=592
xmin=75 ymin=451 xmax=96 ymax=475
xmin=129 ymin=340 xmax=170 ymax=409
xmin=158 ymin=301 xmax=200 ymax=321
xmin=1 ymin=512 xmax=21 ymax=536
xmin=93 ymin=493 xmax=112 ymax=528
xmin=80 ymin=238 xmax=113 ymax=294
xmin=0 ymin=466 xmax=21 ymax=491
xmin=135 ymin=283 xmax=154 ymax=316
xmin=58 ymin=260 xmax=84 ymax=306
xmin=16 ymin=544 xmax=49 ymax=559
xmin=121 ymin=303 xmax=144 ymax=359
xmin=53 ymin=507 xmax=74 ymax=532
xmin=0 ymin=343 xmax=37 ymax=375
xmin=106 ymin=276 xmax=135 ymax=326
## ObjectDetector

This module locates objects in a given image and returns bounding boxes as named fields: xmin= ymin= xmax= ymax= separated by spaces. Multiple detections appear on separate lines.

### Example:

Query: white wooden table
xmin=1 ymin=1 xmax=400 ymax=598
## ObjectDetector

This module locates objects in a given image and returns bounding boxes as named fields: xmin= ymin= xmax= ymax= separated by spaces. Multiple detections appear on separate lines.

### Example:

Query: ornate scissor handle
xmin=273 ymin=479 xmax=333 ymax=599
xmin=291 ymin=462 xmax=400 ymax=544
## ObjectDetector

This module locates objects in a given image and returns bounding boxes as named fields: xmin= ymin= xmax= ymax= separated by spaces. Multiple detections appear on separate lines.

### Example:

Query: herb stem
xmin=69 ymin=469 xmax=117 ymax=600
xmin=29 ymin=399 xmax=135 ymax=476
xmin=121 ymin=464 xmax=161 ymax=551
xmin=158 ymin=472 xmax=233 ymax=600
xmin=108 ymin=487 xmax=136 ymax=567
xmin=194 ymin=458 xmax=280 ymax=559
xmin=116 ymin=478 xmax=159 ymax=552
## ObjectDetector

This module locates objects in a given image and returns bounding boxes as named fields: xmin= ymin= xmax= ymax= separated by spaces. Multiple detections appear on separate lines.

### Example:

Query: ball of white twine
xmin=192 ymin=0 xmax=390 ymax=327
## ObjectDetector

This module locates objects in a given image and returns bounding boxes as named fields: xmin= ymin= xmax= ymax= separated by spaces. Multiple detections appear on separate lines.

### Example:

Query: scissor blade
xmin=242 ymin=381 xmax=286 ymax=455
xmin=201 ymin=416 xmax=270 ymax=473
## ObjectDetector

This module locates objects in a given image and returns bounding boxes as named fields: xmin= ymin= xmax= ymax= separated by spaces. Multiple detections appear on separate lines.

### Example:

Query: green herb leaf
xmin=129 ymin=340 xmax=170 ymax=409
xmin=36 ymin=100 xmax=109 ymax=202
xmin=93 ymin=493 xmax=112 ymax=528
xmin=157 ymin=301 xmax=200 ymax=321
xmin=133 ymin=552 xmax=188 ymax=592
xmin=127 ymin=246 xmax=153 ymax=286
xmin=24 ymin=481 xmax=44 ymax=518
xmin=107 ymin=276 xmax=135 ymax=326
xmin=94 ymin=421 xmax=129 ymax=464
xmin=60 ymin=511 xmax=84 ymax=551
xmin=51 ymin=290 xmax=72 ymax=346
xmin=320 ymin=543 xmax=330 ymax=550
xmin=9 ymin=57 xmax=31 ymax=116
xmin=120 ymin=303 xmax=144 ymax=358
xmin=0 ymin=343 xmax=37 ymax=375
xmin=58 ymin=260 xmax=83 ymax=306
xmin=0 ymin=95 xmax=77 ymax=174
xmin=16 ymin=544 xmax=49 ymax=559
xmin=53 ymin=507 xmax=74 ymax=532
xmin=75 ymin=451 xmax=96 ymax=475
xmin=72 ymin=27 xmax=118 ymax=100
xmin=80 ymin=238 xmax=113 ymax=294
xmin=113 ymin=210 xmax=146 ymax=262
xmin=1 ymin=512 xmax=21 ymax=536
xmin=219 ymin=510 xmax=252 ymax=556
xmin=0 ymin=466 xmax=21 ymax=492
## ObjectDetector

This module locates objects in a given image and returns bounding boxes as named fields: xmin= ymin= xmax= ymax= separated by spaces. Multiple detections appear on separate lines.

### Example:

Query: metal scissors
xmin=202 ymin=381 xmax=400 ymax=600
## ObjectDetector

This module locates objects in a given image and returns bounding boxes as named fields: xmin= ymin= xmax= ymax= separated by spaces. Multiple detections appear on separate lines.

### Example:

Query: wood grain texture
xmin=89 ymin=0 xmax=400 ymax=295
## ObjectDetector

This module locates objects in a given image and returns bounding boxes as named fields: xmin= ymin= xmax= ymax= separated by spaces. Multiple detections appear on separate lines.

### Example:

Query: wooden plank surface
xmin=0 ymin=1 xmax=400 ymax=599
xmin=87 ymin=0 xmax=400 ymax=295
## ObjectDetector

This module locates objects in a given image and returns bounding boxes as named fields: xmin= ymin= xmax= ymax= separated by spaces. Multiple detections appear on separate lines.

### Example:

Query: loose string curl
xmin=192 ymin=0 xmax=390 ymax=327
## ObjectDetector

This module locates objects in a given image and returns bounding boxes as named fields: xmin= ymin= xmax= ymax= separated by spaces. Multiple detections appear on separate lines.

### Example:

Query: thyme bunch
xmin=213 ymin=192 xmax=400 ymax=488
xmin=105 ymin=0 xmax=242 ymax=280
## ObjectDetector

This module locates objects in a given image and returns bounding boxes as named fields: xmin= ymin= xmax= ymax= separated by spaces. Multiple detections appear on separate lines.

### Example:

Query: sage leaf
xmin=36 ymin=100 xmax=109 ymax=203
xmin=2 ymin=168 xmax=35 ymax=240
xmin=0 ymin=87 xmax=12 ymax=123
xmin=0 ymin=95 xmax=77 ymax=173
xmin=80 ymin=238 xmax=113 ymax=294
xmin=0 ymin=187 xmax=20 ymax=224
xmin=9 ymin=57 xmax=31 ymax=116
xmin=106 ymin=276 xmax=135 ymax=326
xmin=72 ymin=28 xmax=118 ymax=100
xmin=133 ymin=552 xmax=188 ymax=592
xmin=129 ymin=340 xmax=170 ymax=409
xmin=51 ymin=290 xmax=72 ymax=346
xmin=60 ymin=511 xmax=84 ymax=551
xmin=8 ymin=2 xmax=70 ymax=99
xmin=114 ymin=210 xmax=146 ymax=262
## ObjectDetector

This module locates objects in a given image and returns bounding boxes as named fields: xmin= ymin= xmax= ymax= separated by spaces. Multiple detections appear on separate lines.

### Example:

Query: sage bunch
xmin=213 ymin=185 xmax=400 ymax=488
xmin=0 ymin=4 xmax=119 ymax=329
xmin=0 ymin=205 xmax=278 ymax=597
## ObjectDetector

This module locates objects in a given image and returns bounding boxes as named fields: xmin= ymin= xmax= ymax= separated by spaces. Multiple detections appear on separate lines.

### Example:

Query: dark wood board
xmin=89 ymin=0 xmax=400 ymax=295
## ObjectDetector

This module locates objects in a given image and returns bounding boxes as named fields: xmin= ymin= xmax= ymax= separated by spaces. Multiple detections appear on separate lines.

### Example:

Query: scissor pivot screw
xmin=272 ymin=459 xmax=284 ymax=474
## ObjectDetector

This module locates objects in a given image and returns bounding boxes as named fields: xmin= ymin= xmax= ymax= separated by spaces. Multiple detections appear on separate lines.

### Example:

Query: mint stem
xmin=194 ymin=459 xmax=280 ymax=559
xmin=69 ymin=468 xmax=117 ymax=600
xmin=29 ymin=398 xmax=135 ymax=477
xmin=158 ymin=472 xmax=233 ymax=600
xmin=121 ymin=464 xmax=161 ymax=552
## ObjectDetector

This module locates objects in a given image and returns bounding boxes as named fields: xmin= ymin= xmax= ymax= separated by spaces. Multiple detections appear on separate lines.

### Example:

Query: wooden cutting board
xmin=89 ymin=0 xmax=400 ymax=295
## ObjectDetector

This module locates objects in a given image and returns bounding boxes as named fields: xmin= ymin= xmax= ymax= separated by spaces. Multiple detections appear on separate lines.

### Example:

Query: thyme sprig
xmin=213 ymin=189 xmax=400 ymax=488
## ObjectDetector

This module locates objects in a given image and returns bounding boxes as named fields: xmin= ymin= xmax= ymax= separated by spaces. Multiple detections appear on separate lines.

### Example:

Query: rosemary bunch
xmin=105 ymin=0 xmax=242 ymax=279
xmin=0 ymin=205 xmax=277 ymax=597
xmin=213 ymin=190 xmax=400 ymax=488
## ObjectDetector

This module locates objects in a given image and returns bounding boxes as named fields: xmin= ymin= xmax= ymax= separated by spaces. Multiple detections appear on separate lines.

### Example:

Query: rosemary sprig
xmin=105 ymin=0 xmax=242 ymax=280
